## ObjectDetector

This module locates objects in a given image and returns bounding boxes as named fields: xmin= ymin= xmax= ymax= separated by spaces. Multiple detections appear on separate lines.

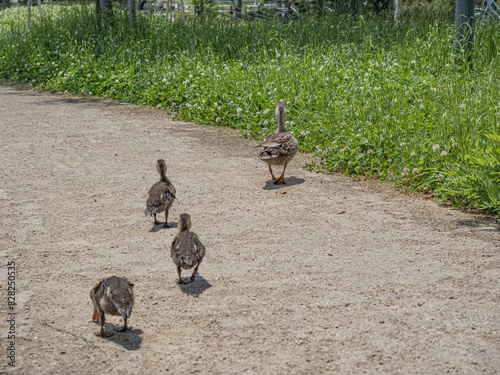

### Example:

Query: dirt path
xmin=0 ymin=85 xmax=499 ymax=374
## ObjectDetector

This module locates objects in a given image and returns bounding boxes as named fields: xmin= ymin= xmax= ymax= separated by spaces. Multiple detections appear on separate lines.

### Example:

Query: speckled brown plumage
xmin=257 ymin=102 xmax=298 ymax=184
xmin=145 ymin=159 xmax=176 ymax=227
xmin=170 ymin=214 xmax=206 ymax=284
xmin=90 ymin=276 xmax=135 ymax=337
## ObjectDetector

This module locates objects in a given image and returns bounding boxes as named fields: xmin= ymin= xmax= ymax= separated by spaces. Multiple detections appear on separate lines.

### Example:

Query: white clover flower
xmin=58 ymin=71 xmax=63 ymax=76
xmin=359 ymin=153 xmax=363 ymax=158
xmin=157 ymin=104 xmax=162 ymax=108
xmin=285 ymin=121 xmax=290 ymax=125
xmin=437 ymin=173 xmax=444 ymax=182
xmin=237 ymin=108 xmax=243 ymax=114
xmin=316 ymin=145 xmax=321 ymax=150
xmin=216 ymin=117 xmax=220 ymax=123
xmin=81 ymin=65 xmax=84 ymax=69
xmin=87 ymin=74 xmax=91 ymax=78
xmin=267 ymin=91 xmax=272 ymax=95
xmin=345 ymin=145 xmax=350 ymax=150
xmin=388 ymin=158 xmax=392 ymax=162
xmin=214 ymin=102 xmax=218 ymax=108
xmin=218 ymin=106 xmax=222 ymax=110
xmin=432 ymin=144 xmax=440 ymax=152
xmin=237 ymin=114 xmax=242 ymax=119
xmin=99 ymin=75 xmax=103 ymax=79
xmin=459 ymin=103 xmax=466 ymax=110
xmin=326 ymin=77 xmax=330 ymax=81
xmin=410 ymin=151 xmax=416 ymax=156
xmin=323 ymin=150 xmax=327 ymax=154
xmin=356 ymin=133 xmax=361 ymax=137
xmin=240 ymin=62 xmax=243 ymax=67
xmin=290 ymin=121 xmax=295 ymax=126
xmin=183 ymin=79 xmax=190 ymax=85
xmin=348 ymin=139 xmax=352 ymax=143
xmin=452 ymin=142 xmax=458 ymax=148
xmin=344 ymin=75 xmax=349 ymax=79
xmin=332 ymin=140 xmax=337 ymax=144
xmin=263 ymin=108 xmax=270 ymax=115
xmin=263 ymin=120 xmax=268 ymax=126
xmin=189 ymin=74 xmax=193 ymax=79
xmin=257 ymin=92 xmax=262 ymax=96
xmin=115 ymin=79 xmax=119 ymax=83
xmin=340 ymin=148 xmax=344 ymax=153
xmin=403 ymin=167 xmax=409 ymax=173
xmin=441 ymin=151 xmax=447 ymax=157
xmin=367 ymin=149 xmax=373 ymax=154
xmin=36 ymin=62 xmax=40 ymax=66
xmin=202 ymin=99 xmax=206 ymax=104
xmin=413 ymin=168 xmax=419 ymax=175
xmin=400 ymin=142 xmax=406 ymax=147
xmin=411 ymin=60 xmax=416 ymax=64
xmin=392 ymin=98 xmax=397 ymax=103
xmin=394 ymin=62 xmax=399 ymax=67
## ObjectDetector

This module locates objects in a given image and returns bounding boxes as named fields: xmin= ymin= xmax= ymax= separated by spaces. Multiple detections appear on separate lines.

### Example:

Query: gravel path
xmin=0 ymin=85 xmax=499 ymax=374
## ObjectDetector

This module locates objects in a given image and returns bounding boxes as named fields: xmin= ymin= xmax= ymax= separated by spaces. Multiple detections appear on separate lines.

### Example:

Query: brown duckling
xmin=145 ymin=159 xmax=176 ymax=227
xmin=257 ymin=102 xmax=298 ymax=184
xmin=90 ymin=276 xmax=135 ymax=337
xmin=171 ymin=214 xmax=206 ymax=284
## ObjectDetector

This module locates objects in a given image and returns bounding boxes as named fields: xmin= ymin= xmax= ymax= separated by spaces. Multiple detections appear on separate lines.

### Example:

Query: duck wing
xmin=145 ymin=181 xmax=176 ymax=216
xmin=171 ymin=232 xmax=206 ymax=268
xmin=257 ymin=132 xmax=297 ymax=160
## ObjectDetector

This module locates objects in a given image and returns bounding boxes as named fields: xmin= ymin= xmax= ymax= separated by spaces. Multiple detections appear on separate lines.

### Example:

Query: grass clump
xmin=1 ymin=3 xmax=499 ymax=217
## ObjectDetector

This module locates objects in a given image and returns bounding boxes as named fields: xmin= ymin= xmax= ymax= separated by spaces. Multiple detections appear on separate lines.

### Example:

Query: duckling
xmin=145 ymin=159 xmax=176 ymax=227
xmin=90 ymin=276 xmax=134 ymax=337
xmin=257 ymin=102 xmax=298 ymax=184
xmin=171 ymin=214 xmax=206 ymax=284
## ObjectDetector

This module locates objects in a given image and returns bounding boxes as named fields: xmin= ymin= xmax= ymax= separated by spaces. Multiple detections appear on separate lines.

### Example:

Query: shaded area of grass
xmin=1 ymin=3 xmax=499 ymax=217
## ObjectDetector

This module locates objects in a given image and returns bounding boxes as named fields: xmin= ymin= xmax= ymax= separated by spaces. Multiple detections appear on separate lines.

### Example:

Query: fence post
xmin=455 ymin=0 xmax=475 ymax=62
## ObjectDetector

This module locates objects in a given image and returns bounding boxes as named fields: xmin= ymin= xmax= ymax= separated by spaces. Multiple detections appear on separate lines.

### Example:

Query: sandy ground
xmin=0 ymin=85 xmax=499 ymax=374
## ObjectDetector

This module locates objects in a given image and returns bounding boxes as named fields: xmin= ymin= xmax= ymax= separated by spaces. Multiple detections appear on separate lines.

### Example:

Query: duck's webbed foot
xmin=95 ymin=330 xmax=114 ymax=337
xmin=273 ymin=176 xmax=287 ymax=184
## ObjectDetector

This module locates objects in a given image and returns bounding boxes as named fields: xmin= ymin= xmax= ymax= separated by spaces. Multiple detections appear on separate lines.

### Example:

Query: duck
xmin=145 ymin=159 xmax=176 ymax=227
xmin=257 ymin=102 xmax=298 ymax=184
xmin=90 ymin=276 xmax=135 ymax=337
xmin=170 ymin=214 xmax=206 ymax=284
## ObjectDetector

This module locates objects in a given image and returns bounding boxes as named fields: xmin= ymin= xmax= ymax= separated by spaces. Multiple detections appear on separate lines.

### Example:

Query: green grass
xmin=1 ymin=3 xmax=499 ymax=218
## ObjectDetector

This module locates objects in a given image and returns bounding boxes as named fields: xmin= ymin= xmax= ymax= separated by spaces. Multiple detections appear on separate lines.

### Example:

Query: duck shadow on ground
xmin=177 ymin=275 xmax=212 ymax=298
xmin=149 ymin=221 xmax=178 ymax=232
xmin=94 ymin=322 xmax=143 ymax=350
xmin=263 ymin=176 xmax=305 ymax=190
